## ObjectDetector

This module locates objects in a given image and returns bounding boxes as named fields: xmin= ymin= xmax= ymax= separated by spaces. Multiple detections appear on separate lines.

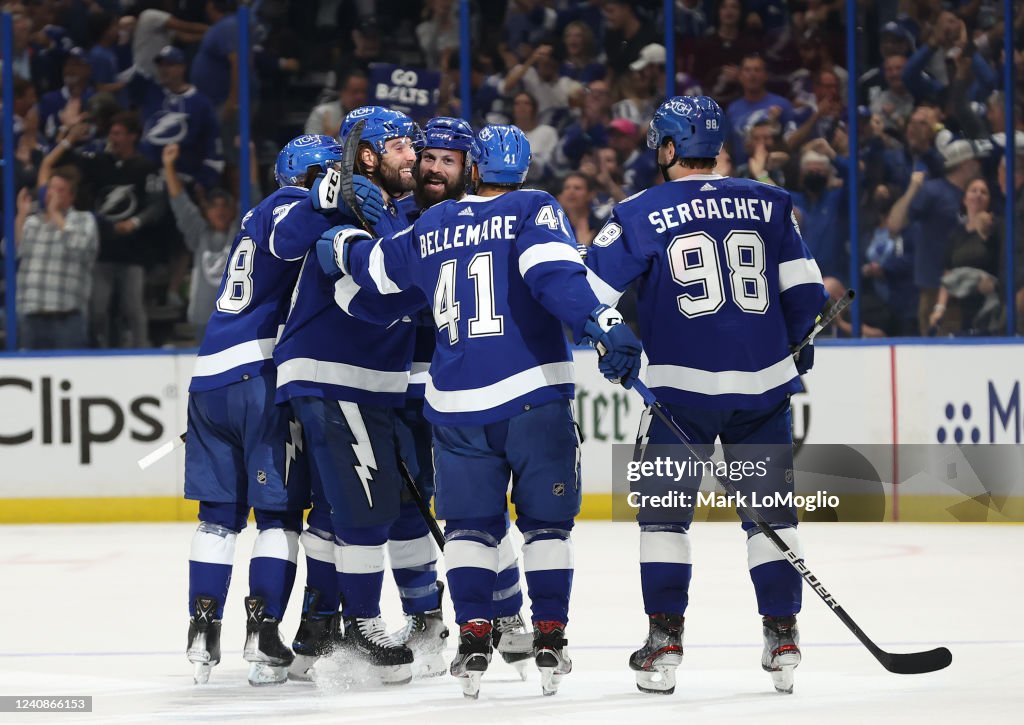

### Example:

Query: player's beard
xmin=377 ymin=155 xmax=416 ymax=198
xmin=414 ymin=168 xmax=467 ymax=208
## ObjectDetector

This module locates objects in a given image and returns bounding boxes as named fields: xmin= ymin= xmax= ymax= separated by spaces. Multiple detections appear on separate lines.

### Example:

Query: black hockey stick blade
xmin=878 ymin=646 xmax=952 ymax=674
xmin=397 ymin=458 xmax=445 ymax=551
xmin=340 ymin=118 xmax=372 ymax=233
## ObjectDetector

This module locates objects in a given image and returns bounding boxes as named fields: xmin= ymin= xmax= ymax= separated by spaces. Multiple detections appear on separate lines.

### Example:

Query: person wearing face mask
xmin=790 ymin=144 xmax=846 ymax=283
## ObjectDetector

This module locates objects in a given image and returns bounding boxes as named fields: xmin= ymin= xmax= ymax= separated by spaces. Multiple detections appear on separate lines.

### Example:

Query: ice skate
xmin=289 ymin=588 xmax=343 ymax=681
xmin=533 ymin=621 xmax=571 ymax=696
xmin=628 ymin=613 xmax=683 ymax=694
xmin=449 ymin=619 xmax=492 ymax=699
xmin=340 ymin=615 xmax=414 ymax=685
xmin=243 ymin=596 xmax=295 ymax=686
xmin=186 ymin=595 xmax=222 ymax=685
xmin=393 ymin=582 xmax=449 ymax=678
xmin=762 ymin=615 xmax=801 ymax=694
xmin=492 ymin=613 xmax=532 ymax=680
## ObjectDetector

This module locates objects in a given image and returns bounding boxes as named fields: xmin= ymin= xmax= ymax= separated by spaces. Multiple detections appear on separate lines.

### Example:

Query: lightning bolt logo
xmin=338 ymin=402 xmax=377 ymax=508
xmin=285 ymin=418 xmax=303 ymax=486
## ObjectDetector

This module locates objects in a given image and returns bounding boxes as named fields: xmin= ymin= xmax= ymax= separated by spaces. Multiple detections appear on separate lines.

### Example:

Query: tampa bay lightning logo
xmin=201 ymin=248 xmax=230 ymax=286
xmin=96 ymin=184 xmax=139 ymax=221
xmin=790 ymin=210 xmax=803 ymax=238
xmin=144 ymin=110 xmax=188 ymax=146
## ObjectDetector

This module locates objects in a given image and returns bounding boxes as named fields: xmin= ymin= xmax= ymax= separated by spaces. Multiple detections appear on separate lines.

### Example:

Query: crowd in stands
xmin=1 ymin=0 xmax=1023 ymax=350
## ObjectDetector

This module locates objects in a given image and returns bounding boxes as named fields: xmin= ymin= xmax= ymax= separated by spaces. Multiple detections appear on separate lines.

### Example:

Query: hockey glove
xmin=794 ymin=341 xmax=815 ymax=376
xmin=311 ymin=169 xmax=384 ymax=226
xmin=581 ymin=304 xmax=642 ymax=389
xmin=315 ymin=225 xmax=372 ymax=277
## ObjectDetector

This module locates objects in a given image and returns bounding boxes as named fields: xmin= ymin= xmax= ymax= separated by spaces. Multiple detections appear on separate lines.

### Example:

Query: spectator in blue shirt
xmin=726 ymin=53 xmax=795 ymax=166
xmin=791 ymin=144 xmax=848 ymax=282
xmin=191 ymin=0 xmax=238 ymax=114
xmin=38 ymin=49 xmax=95 ymax=146
xmin=86 ymin=12 xmax=120 ymax=91
xmin=887 ymin=138 xmax=982 ymax=334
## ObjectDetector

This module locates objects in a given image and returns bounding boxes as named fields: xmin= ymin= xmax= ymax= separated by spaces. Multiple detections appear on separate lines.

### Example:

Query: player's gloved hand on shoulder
xmin=310 ymin=169 xmax=384 ymax=225
xmin=794 ymin=341 xmax=814 ymax=376
xmin=315 ymin=225 xmax=372 ymax=277
xmin=581 ymin=304 xmax=642 ymax=389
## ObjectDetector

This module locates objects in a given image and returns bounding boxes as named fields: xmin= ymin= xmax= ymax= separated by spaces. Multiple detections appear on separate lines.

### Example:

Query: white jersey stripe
xmin=368 ymin=239 xmax=401 ymax=294
xmin=409 ymin=362 xmax=431 ymax=386
xmin=276 ymin=357 xmax=410 ymax=393
xmin=586 ymin=267 xmax=623 ymax=306
xmin=518 ymin=242 xmax=584 ymax=278
xmin=645 ymin=355 xmax=798 ymax=397
xmin=193 ymin=337 xmax=276 ymax=378
xmin=334 ymin=275 xmax=360 ymax=315
xmin=426 ymin=361 xmax=574 ymax=414
xmin=778 ymin=257 xmax=824 ymax=293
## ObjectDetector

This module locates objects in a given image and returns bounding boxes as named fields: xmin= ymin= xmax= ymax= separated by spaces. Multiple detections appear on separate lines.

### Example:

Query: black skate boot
xmin=628 ymin=613 xmax=684 ymax=695
xmin=492 ymin=613 xmax=532 ymax=680
xmin=449 ymin=619 xmax=492 ymax=699
xmin=762 ymin=615 xmax=801 ymax=694
xmin=186 ymin=595 xmax=222 ymax=685
xmin=533 ymin=621 xmax=571 ymax=696
xmin=243 ymin=596 xmax=295 ymax=686
xmin=289 ymin=587 xmax=343 ymax=682
xmin=340 ymin=615 xmax=414 ymax=685
xmin=393 ymin=581 xmax=449 ymax=678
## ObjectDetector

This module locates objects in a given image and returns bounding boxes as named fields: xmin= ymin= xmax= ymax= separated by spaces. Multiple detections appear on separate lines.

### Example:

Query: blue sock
xmin=188 ymin=522 xmax=238 ymax=618
xmin=301 ymin=528 xmax=339 ymax=615
xmin=639 ymin=525 xmax=692 ymax=616
xmin=493 ymin=533 xmax=523 ymax=618
xmin=337 ymin=526 xmax=388 ymax=619
xmin=746 ymin=526 xmax=803 ymax=616
xmin=249 ymin=528 xmax=299 ymax=620
xmin=388 ymin=502 xmax=440 ymax=614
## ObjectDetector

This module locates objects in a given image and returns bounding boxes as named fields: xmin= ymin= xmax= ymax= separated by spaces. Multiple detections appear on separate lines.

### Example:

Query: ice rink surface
xmin=2 ymin=521 xmax=1022 ymax=724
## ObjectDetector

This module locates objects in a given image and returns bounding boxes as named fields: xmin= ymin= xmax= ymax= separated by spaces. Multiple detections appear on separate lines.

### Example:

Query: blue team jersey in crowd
xmin=273 ymin=201 xmax=425 ymax=408
xmin=396 ymin=194 xmax=434 ymax=399
xmin=585 ymin=174 xmax=827 ymax=410
xmin=189 ymin=187 xmax=339 ymax=393
xmin=347 ymin=190 xmax=601 ymax=426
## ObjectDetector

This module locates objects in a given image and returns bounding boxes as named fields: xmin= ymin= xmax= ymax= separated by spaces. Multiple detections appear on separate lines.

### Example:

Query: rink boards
xmin=1 ymin=342 xmax=1023 ymax=523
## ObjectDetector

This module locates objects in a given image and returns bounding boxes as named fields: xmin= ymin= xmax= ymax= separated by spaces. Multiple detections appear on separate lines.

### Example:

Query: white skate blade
xmin=459 ymin=671 xmax=483 ymax=699
xmin=287 ymin=654 xmax=318 ymax=682
xmin=770 ymin=664 xmax=796 ymax=694
xmin=248 ymin=662 xmax=289 ymax=686
xmin=511 ymin=658 xmax=529 ymax=681
xmin=539 ymin=666 xmax=564 ymax=696
xmin=635 ymin=664 xmax=678 ymax=695
xmin=376 ymin=663 xmax=413 ymax=686
xmin=192 ymin=662 xmax=212 ymax=685
xmin=412 ymin=653 xmax=447 ymax=679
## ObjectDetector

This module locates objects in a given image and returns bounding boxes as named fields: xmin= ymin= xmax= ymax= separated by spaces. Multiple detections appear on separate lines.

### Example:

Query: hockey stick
xmin=628 ymin=378 xmax=952 ymax=675
xmin=791 ymin=289 xmax=855 ymax=358
xmin=397 ymin=458 xmax=446 ymax=551
xmin=339 ymin=118 xmax=373 ymax=233
xmin=138 ymin=432 xmax=187 ymax=470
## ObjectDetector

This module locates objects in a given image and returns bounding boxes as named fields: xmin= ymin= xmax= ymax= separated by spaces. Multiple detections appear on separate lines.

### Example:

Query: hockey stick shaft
xmin=791 ymin=289 xmax=855 ymax=358
xmin=339 ymin=118 xmax=374 ymax=234
xmin=629 ymin=379 xmax=951 ymax=674
xmin=137 ymin=432 xmax=186 ymax=470
xmin=397 ymin=458 xmax=446 ymax=551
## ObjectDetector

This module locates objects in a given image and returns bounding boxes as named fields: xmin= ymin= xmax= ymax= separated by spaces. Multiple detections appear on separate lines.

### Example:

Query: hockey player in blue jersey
xmin=183 ymin=134 xmax=384 ymax=686
xmin=390 ymin=116 xmax=531 ymax=679
xmin=274 ymin=106 xmax=427 ymax=685
xmin=583 ymin=96 xmax=828 ymax=696
xmin=320 ymin=124 xmax=643 ymax=698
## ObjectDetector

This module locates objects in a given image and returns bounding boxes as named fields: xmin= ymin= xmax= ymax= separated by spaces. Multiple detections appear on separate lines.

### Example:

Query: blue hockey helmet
xmin=469 ymin=124 xmax=531 ymax=185
xmin=422 ymin=116 xmax=475 ymax=154
xmin=647 ymin=96 xmax=724 ymax=159
xmin=339 ymin=105 xmax=424 ymax=155
xmin=275 ymin=134 xmax=343 ymax=188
